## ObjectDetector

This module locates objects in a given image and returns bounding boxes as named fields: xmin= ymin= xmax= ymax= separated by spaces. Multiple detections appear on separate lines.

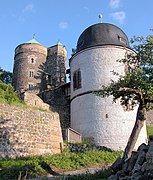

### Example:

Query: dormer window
xmin=118 ymin=35 xmax=127 ymax=45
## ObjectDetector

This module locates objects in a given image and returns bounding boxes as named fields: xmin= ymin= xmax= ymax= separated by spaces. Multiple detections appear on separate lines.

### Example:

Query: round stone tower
xmin=70 ymin=23 xmax=147 ymax=150
xmin=12 ymin=38 xmax=47 ymax=92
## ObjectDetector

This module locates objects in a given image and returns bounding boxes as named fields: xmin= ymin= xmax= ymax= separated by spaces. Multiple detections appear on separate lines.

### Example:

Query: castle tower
xmin=45 ymin=41 xmax=67 ymax=89
xmin=70 ymin=23 xmax=147 ymax=150
xmin=12 ymin=38 xmax=47 ymax=92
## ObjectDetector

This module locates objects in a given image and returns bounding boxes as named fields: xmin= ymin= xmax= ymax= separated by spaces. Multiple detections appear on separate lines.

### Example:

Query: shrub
xmin=0 ymin=80 xmax=22 ymax=104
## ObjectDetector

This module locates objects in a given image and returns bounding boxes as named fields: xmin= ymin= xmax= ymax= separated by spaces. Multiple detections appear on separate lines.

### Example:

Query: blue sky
xmin=0 ymin=0 xmax=153 ymax=72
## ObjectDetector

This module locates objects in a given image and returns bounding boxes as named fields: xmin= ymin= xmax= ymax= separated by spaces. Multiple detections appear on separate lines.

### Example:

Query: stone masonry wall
xmin=39 ymin=87 xmax=70 ymax=129
xmin=13 ymin=43 xmax=47 ymax=92
xmin=0 ymin=103 xmax=63 ymax=158
xmin=46 ymin=45 xmax=66 ymax=89
xmin=21 ymin=91 xmax=50 ymax=111
xmin=147 ymin=110 xmax=153 ymax=126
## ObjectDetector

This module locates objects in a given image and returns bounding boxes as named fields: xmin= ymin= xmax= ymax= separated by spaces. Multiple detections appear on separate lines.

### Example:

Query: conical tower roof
xmin=26 ymin=38 xmax=41 ymax=44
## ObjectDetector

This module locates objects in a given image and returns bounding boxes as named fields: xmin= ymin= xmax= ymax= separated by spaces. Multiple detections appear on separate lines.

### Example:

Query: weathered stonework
xmin=39 ymin=84 xmax=70 ymax=129
xmin=45 ymin=44 xmax=67 ymax=89
xmin=21 ymin=91 xmax=50 ymax=111
xmin=108 ymin=139 xmax=153 ymax=179
xmin=12 ymin=43 xmax=47 ymax=92
xmin=0 ymin=103 xmax=63 ymax=158
xmin=12 ymin=41 xmax=67 ymax=94
xmin=146 ymin=110 xmax=153 ymax=126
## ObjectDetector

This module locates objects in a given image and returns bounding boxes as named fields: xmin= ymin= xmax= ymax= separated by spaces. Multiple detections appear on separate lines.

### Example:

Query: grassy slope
xmin=0 ymin=149 xmax=122 ymax=179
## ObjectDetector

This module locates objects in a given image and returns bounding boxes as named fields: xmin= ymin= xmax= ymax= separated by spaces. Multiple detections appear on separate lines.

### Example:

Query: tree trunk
xmin=123 ymin=103 xmax=146 ymax=161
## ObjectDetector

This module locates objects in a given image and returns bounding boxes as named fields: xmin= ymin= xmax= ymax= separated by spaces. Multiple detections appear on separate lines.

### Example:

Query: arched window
xmin=28 ymin=56 xmax=36 ymax=64
xmin=31 ymin=58 xmax=34 ymax=64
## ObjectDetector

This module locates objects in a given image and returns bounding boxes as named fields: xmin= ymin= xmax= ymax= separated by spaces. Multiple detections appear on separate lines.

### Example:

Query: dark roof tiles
xmin=76 ymin=23 xmax=130 ymax=52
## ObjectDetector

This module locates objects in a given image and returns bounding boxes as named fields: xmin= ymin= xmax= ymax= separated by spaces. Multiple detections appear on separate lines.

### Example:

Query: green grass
xmin=1 ymin=127 xmax=152 ymax=180
xmin=147 ymin=126 xmax=153 ymax=139
xmin=0 ymin=148 xmax=122 ymax=180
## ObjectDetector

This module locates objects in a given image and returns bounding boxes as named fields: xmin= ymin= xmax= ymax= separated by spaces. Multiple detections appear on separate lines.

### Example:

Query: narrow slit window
xmin=29 ymin=70 xmax=34 ymax=77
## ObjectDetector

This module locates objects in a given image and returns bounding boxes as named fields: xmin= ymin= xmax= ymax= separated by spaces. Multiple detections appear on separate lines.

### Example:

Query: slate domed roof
xmin=76 ymin=23 xmax=130 ymax=53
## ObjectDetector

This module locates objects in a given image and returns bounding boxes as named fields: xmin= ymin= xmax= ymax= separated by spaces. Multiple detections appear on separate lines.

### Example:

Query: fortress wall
xmin=0 ymin=103 xmax=63 ymax=158
xmin=147 ymin=110 xmax=153 ymax=126
xmin=39 ymin=88 xmax=70 ymax=129
xmin=21 ymin=91 xmax=50 ymax=111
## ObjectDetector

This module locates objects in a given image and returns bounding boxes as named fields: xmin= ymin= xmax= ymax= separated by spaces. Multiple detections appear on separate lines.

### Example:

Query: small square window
xmin=28 ymin=84 xmax=34 ymax=90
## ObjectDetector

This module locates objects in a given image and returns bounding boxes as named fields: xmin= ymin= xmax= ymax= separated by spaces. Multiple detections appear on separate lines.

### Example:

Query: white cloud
xmin=110 ymin=11 xmax=126 ymax=24
xmin=23 ymin=3 xmax=35 ymax=13
xmin=109 ymin=0 xmax=120 ymax=9
xmin=59 ymin=21 xmax=68 ymax=29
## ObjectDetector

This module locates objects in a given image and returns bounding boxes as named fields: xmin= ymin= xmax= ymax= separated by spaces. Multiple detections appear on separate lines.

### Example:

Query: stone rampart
xmin=0 ymin=103 xmax=63 ymax=158
xmin=39 ymin=87 xmax=70 ymax=129
xmin=21 ymin=91 xmax=50 ymax=111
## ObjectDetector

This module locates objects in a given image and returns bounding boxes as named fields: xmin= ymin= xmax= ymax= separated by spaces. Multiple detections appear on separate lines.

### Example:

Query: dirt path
xmin=30 ymin=163 xmax=111 ymax=179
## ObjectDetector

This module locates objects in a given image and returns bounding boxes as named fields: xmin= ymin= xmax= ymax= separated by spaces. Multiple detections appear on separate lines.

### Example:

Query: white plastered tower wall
xmin=70 ymin=45 xmax=147 ymax=151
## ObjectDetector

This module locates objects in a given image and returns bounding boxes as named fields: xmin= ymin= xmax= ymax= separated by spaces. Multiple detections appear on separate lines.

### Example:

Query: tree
xmin=0 ymin=67 xmax=12 ymax=84
xmin=0 ymin=80 xmax=20 ymax=103
xmin=95 ymin=34 xmax=153 ymax=161
xmin=0 ymin=67 xmax=3 ymax=79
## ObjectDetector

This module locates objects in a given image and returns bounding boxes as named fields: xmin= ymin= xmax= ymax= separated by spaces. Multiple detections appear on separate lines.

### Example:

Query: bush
xmin=0 ymin=80 xmax=22 ymax=104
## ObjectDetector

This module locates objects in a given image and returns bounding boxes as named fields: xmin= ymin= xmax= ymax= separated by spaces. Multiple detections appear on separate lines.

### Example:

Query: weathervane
xmin=99 ymin=14 xmax=103 ymax=23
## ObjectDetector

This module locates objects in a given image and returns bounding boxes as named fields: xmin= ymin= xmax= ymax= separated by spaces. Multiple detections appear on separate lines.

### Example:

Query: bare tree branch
xmin=119 ymin=87 xmax=143 ymax=99
xmin=144 ymin=98 xmax=153 ymax=103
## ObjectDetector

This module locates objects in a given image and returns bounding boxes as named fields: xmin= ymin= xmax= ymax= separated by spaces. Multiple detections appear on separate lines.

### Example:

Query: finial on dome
xmin=57 ymin=40 xmax=63 ymax=46
xmin=99 ymin=14 xmax=103 ymax=23
xmin=32 ymin=34 xmax=36 ymax=39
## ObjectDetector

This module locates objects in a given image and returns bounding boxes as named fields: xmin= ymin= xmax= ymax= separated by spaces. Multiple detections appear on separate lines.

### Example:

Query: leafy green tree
xmin=95 ymin=34 xmax=153 ymax=160
xmin=0 ymin=67 xmax=12 ymax=84
xmin=0 ymin=80 xmax=20 ymax=104
xmin=0 ymin=67 xmax=3 ymax=79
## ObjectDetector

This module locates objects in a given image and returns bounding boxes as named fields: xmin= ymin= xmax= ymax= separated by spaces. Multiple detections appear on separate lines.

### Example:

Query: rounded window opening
xmin=31 ymin=58 xmax=35 ymax=64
